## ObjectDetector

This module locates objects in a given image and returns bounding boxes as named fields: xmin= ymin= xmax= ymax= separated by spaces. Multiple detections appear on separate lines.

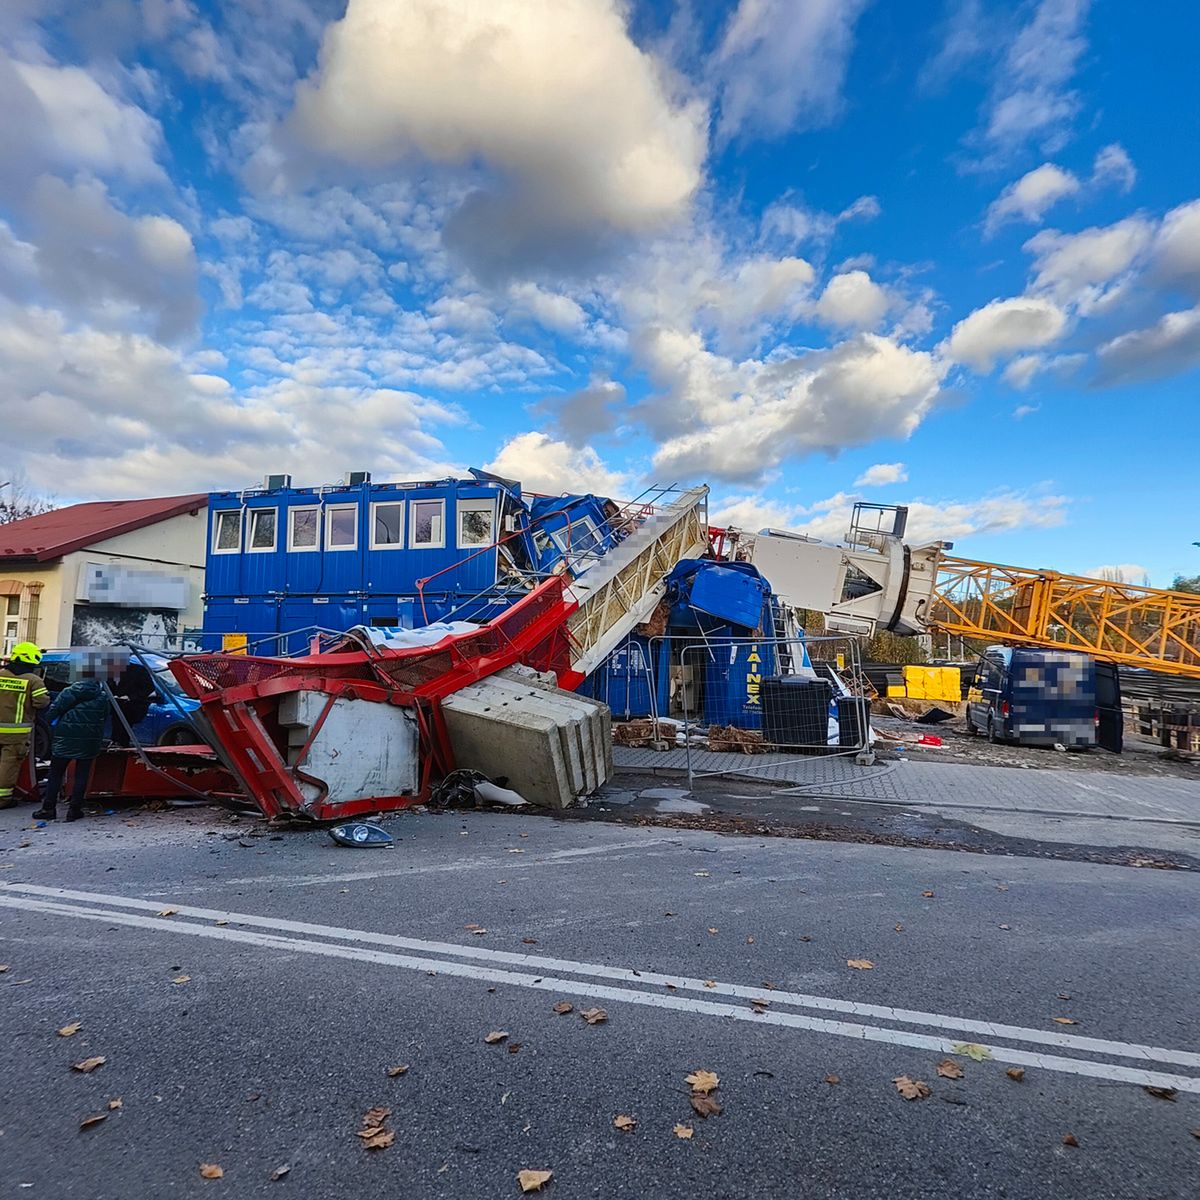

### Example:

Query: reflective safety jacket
xmin=0 ymin=666 xmax=50 ymax=742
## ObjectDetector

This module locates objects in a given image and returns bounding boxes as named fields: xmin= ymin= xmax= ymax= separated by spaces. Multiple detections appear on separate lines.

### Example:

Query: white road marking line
xmin=203 ymin=838 xmax=682 ymax=890
xmin=2 ymin=892 xmax=1198 ymax=1095
xmin=5 ymin=882 xmax=1199 ymax=1072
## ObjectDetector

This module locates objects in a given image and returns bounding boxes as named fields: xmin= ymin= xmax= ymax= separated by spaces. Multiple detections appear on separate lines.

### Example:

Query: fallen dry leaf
xmin=199 ymin=1164 xmax=224 ymax=1179
xmin=1142 ymin=1086 xmax=1177 ymax=1102
xmin=108 ymin=1098 xmax=123 ymax=1109
xmin=386 ymin=1065 xmax=409 ymax=1077
xmin=464 ymin=923 xmax=483 ymax=930
xmin=1006 ymin=1068 xmax=1026 ymax=1082
xmin=893 ymin=1075 xmax=931 ymax=1100
xmin=746 ymin=936 xmax=755 ymax=944
xmin=0 ymin=964 xmax=9 ymax=972
xmin=551 ymin=1002 xmax=573 ymax=1015
xmin=703 ymin=980 xmax=716 ymax=989
xmin=578 ymin=1007 xmax=607 ymax=1025
xmin=361 ymin=1106 xmax=391 ymax=1128
xmin=1052 ymin=1017 xmax=1078 ymax=1025
xmin=73 ymin=1056 xmax=106 ymax=1074
xmin=57 ymin=1022 xmax=82 ymax=1037
xmin=172 ymin=975 xmax=191 ymax=985
xmin=894 ymin=924 xmax=904 ymax=932
xmin=270 ymin=1166 xmax=290 ymax=1181
xmin=685 ymin=1069 xmax=719 ymax=1095
xmin=673 ymin=1124 xmax=694 ymax=1139
xmin=998 ymin=924 xmax=1010 ymax=930
xmin=79 ymin=1113 xmax=108 ymax=1131
xmin=824 ymin=1074 xmax=840 ymax=1086
xmin=951 ymin=1043 xmax=992 ymax=1062
xmin=707 ymin=928 xmax=718 ymax=935
xmin=517 ymin=1168 xmax=553 ymax=1192
xmin=362 ymin=1130 xmax=395 ymax=1150
xmin=936 ymin=1059 xmax=964 ymax=1079
xmin=921 ymin=891 xmax=934 ymax=898
xmin=214 ymin=920 xmax=229 ymax=927
xmin=1062 ymin=1134 xmax=1079 ymax=1148
xmin=846 ymin=959 xmax=874 ymax=970
xmin=158 ymin=908 xmax=178 ymax=918
xmin=484 ymin=1030 xmax=510 ymax=1044
xmin=522 ymin=938 xmax=538 ymax=945
xmin=689 ymin=1094 xmax=723 ymax=1118
xmin=613 ymin=1114 xmax=636 ymax=1132
xmin=1191 ymin=1129 xmax=1200 ymax=1139
xmin=507 ymin=1043 xmax=523 ymax=1055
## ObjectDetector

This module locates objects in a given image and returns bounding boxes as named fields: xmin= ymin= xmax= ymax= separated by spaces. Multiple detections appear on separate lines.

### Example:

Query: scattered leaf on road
xmin=894 ymin=924 xmax=904 ymax=933
xmin=998 ymin=924 xmax=1010 ymax=931
xmin=689 ymin=1095 xmax=723 ymax=1118
xmin=825 ymin=1074 xmax=840 ymax=1086
xmin=270 ymin=1166 xmax=290 ymax=1181
xmin=1057 ymin=992 xmax=1071 ymax=1000
xmin=685 ymin=1070 xmax=719 ymax=1095
xmin=361 ymin=1106 xmax=390 ymax=1127
xmin=936 ymin=1060 xmax=964 ymax=1079
xmin=522 ymin=938 xmax=538 ymax=945
xmin=386 ymin=1065 xmax=409 ymax=1077
xmin=464 ymin=924 xmax=483 ymax=931
xmin=551 ymin=1002 xmax=573 ymax=1015
xmin=746 ymin=936 xmax=755 ymax=944
xmin=893 ymin=1076 xmax=931 ymax=1100
xmin=1142 ymin=1086 xmax=1177 ymax=1102
xmin=484 ymin=1031 xmax=510 ymax=1044
xmin=0 ymin=964 xmax=9 ymax=972
xmin=1006 ymin=1068 xmax=1026 ymax=1082
xmin=673 ymin=1124 xmax=694 ymax=1139
xmin=579 ymin=1007 xmax=607 ymax=1025
xmin=921 ymin=891 xmax=934 ymax=898
xmin=751 ymin=1000 xmax=769 ymax=1014
xmin=108 ymin=1097 xmax=123 ymax=1109
xmin=158 ymin=908 xmax=178 ymax=918
xmin=1062 ymin=1134 xmax=1079 ymax=1148
xmin=362 ymin=1130 xmax=395 ymax=1150
xmin=1052 ymin=1017 xmax=1077 ymax=1025
xmin=703 ymin=981 xmax=716 ymax=988
xmin=613 ymin=1115 xmax=636 ymax=1132
xmin=199 ymin=1163 xmax=224 ymax=1179
xmin=846 ymin=959 xmax=874 ymax=970
xmin=172 ymin=975 xmax=191 ymax=985
xmin=517 ymin=1168 xmax=553 ymax=1192
xmin=1190 ymin=1129 xmax=1200 ymax=1139
xmin=57 ymin=1022 xmax=83 ymax=1037
xmin=79 ymin=1113 xmax=108 ymax=1131
xmin=693 ymin=871 xmax=710 ymax=877
xmin=73 ymin=1056 xmax=106 ymax=1073
xmin=507 ymin=1043 xmax=523 ymax=1055
xmin=214 ymin=920 xmax=228 ymax=926
xmin=707 ymin=928 xmax=718 ymax=935
xmin=952 ymin=1043 xmax=992 ymax=1061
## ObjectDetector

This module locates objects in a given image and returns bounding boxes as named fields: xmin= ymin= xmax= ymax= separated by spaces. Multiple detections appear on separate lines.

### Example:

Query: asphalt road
xmin=1 ymin=805 xmax=1198 ymax=1199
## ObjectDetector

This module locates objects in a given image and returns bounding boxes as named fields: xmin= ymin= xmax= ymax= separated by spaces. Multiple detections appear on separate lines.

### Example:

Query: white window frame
xmin=410 ymin=498 xmax=446 ymax=549
xmin=457 ymin=498 xmax=496 ymax=549
xmin=370 ymin=500 xmax=406 ymax=551
xmin=287 ymin=506 xmax=320 ymax=553
xmin=325 ymin=504 xmax=359 ymax=552
xmin=212 ymin=509 xmax=242 ymax=555
xmin=247 ymin=507 xmax=278 ymax=553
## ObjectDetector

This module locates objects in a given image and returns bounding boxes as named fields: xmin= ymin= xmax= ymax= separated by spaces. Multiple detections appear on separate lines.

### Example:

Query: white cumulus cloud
xmin=942 ymin=296 xmax=1067 ymax=372
xmin=485 ymin=431 xmax=632 ymax=497
xmin=853 ymin=462 xmax=908 ymax=487
xmin=984 ymin=163 xmax=1080 ymax=236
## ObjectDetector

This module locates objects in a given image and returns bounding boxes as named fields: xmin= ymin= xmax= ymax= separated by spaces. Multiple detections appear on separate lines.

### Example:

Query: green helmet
xmin=9 ymin=641 xmax=43 ymax=665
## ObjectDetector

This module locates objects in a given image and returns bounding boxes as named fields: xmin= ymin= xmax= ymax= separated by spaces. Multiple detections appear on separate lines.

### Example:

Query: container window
xmin=248 ymin=508 xmax=277 ymax=552
xmin=371 ymin=501 xmax=405 ymax=549
xmin=411 ymin=499 xmax=445 ymax=548
xmin=326 ymin=504 xmax=358 ymax=550
xmin=457 ymin=499 xmax=495 ymax=548
xmin=288 ymin=507 xmax=319 ymax=552
xmin=212 ymin=510 xmax=241 ymax=554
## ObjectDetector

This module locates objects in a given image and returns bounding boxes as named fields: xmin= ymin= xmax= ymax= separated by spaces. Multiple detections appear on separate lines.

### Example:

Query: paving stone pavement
xmin=612 ymin=745 xmax=1200 ymax=825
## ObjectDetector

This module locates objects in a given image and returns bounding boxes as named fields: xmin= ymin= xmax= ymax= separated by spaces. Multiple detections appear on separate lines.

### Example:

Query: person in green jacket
xmin=32 ymin=671 xmax=110 ymax=822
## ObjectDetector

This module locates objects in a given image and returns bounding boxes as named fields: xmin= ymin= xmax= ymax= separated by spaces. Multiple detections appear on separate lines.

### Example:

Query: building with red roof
xmin=0 ymin=495 xmax=208 ymax=652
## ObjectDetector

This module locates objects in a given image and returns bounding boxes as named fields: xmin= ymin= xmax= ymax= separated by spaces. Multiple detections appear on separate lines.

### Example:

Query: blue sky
xmin=1 ymin=0 xmax=1198 ymax=584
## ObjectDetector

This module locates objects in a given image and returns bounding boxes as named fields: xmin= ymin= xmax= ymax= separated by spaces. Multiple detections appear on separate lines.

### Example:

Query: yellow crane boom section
xmin=930 ymin=555 xmax=1200 ymax=678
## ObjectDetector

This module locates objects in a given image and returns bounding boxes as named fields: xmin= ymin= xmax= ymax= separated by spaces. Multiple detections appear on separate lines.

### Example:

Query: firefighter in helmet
xmin=0 ymin=642 xmax=50 ymax=808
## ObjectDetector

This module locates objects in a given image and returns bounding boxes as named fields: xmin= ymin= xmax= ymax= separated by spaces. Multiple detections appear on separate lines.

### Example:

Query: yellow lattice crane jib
xmin=929 ymin=553 xmax=1200 ymax=678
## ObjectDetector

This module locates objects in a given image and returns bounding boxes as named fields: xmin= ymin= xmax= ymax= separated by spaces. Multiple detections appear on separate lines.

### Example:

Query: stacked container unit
xmin=202 ymin=474 xmax=530 ymax=652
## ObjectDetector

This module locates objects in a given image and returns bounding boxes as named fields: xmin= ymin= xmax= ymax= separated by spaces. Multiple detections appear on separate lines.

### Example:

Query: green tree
xmin=1172 ymin=574 xmax=1200 ymax=594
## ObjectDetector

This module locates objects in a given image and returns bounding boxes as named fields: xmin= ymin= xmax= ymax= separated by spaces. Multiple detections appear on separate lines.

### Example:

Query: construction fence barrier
xmin=605 ymin=633 xmax=871 ymax=785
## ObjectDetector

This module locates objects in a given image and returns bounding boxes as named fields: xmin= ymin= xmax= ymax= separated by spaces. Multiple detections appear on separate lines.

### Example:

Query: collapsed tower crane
xmin=732 ymin=503 xmax=1200 ymax=679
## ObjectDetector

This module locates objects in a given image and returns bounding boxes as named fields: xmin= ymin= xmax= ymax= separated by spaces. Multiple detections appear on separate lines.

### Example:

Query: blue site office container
xmin=702 ymin=634 xmax=777 ymax=730
xmin=577 ymin=635 xmax=655 ymax=719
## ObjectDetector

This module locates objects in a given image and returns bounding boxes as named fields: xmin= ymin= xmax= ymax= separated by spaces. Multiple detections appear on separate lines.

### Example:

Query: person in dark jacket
xmin=32 ymin=672 xmax=110 ymax=822
xmin=109 ymin=663 xmax=155 ymax=748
